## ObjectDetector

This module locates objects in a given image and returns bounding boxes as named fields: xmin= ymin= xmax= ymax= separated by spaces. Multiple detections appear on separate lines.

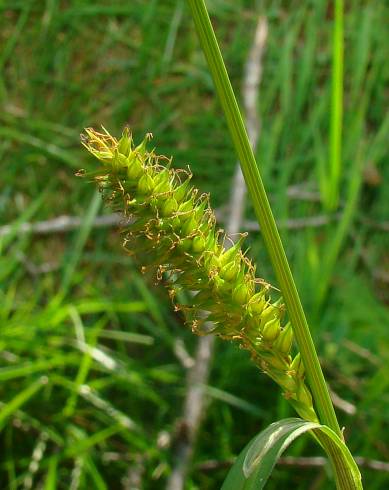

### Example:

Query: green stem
xmin=186 ymin=0 xmax=341 ymax=437
xmin=328 ymin=0 xmax=344 ymax=210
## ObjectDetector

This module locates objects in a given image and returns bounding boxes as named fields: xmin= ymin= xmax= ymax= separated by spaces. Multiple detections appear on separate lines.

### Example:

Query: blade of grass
xmin=294 ymin=9 xmax=317 ymax=116
xmin=0 ymin=186 xmax=52 ymax=251
xmin=64 ymin=423 xmax=124 ymax=458
xmin=203 ymin=385 xmax=266 ymax=418
xmin=43 ymin=455 xmax=59 ymax=490
xmin=84 ymin=456 xmax=107 ymax=490
xmin=62 ymin=310 xmax=103 ymax=418
xmin=0 ymin=355 xmax=77 ymax=382
xmin=315 ymin=149 xmax=364 ymax=312
xmin=313 ymin=89 xmax=368 ymax=312
xmin=97 ymin=330 xmax=154 ymax=345
xmin=58 ymin=189 xmax=101 ymax=297
xmin=0 ymin=127 xmax=77 ymax=168
xmin=350 ymin=5 xmax=372 ymax=104
xmin=327 ymin=0 xmax=344 ymax=210
xmin=0 ymin=377 xmax=47 ymax=431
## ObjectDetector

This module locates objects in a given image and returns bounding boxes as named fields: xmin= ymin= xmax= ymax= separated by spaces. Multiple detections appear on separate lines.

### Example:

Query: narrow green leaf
xmin=64 ymin=423 xmax=124 ymax=458
xmin=44 ymin=455 xmax=59 ymax=490
xmin=202 ymin=385 xmax=266 ymax=418
xmin=0 ymin=355 xmax=76 ymax=382
xmin=0 ymin=377 xmax=46 ymax=431
xmin=0 ymin=186 xmax=52 ymax=251
xmin=84 ymin=457 xmax=108 ymax=490
xmin=243 ymin=418 xmax=318 ymax=479
xmin=222 ymin=418 xmax=362 ymax=490
xmin=59 ymin=189 xmax=101 ymax=296
xmin=327 ymin=0 xmax=344 ymax=209
xmin=98 ymin=329 xmax=154 ymax=345
xmin=0 ymin=127 xmax=76 ymax=167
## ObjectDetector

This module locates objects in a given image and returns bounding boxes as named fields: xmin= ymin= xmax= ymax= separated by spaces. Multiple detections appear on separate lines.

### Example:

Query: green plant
xmin=82 ymin=127 xmax=316 ymax=423
xmin=78 ymin=1 xmax=365 ymax=487
xmin=326 ymin=0 xmax=344 ymax=211
xmin=80 ymin=126 xmax=361 ymax=489
xmin=2 ymin=1 xmax=388 ymax=488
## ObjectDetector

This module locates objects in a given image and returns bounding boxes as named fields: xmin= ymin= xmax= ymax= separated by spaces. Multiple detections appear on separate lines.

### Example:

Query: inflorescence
xmin=80 ymin=127 xmax=318 ymax=422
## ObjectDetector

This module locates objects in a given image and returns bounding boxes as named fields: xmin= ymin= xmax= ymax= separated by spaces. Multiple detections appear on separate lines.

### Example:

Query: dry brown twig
xmin=0 ymin=208 xmax=340 ymax=240
xmin=0 ymin=213 xmax=123 ymax=238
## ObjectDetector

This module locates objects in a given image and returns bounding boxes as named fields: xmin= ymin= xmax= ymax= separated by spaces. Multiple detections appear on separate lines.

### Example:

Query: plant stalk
xmin=328 ymin=0 xmax=344 ymax=210
xmin=186 ymin=0 xmax=341 ymax=437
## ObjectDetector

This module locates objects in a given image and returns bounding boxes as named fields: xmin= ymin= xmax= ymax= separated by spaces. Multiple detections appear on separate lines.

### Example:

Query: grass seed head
xmin=80 ymin=127 xmax=318 ymax=422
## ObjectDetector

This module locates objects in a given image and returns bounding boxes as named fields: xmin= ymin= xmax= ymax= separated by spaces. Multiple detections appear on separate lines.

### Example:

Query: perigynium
xmin=80 ymin=127 xmax=318 ymax=423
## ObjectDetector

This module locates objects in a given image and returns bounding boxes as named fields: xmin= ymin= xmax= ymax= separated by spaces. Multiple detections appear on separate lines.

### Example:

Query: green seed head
xmin=206 ymin=254 xmax=221 ymax=272
xmin=219 ymin=236 xmax=245 ymax=267
xmin=266 ymin=353 xmax=289 ymax=371
xmin=171 ymin=216 xmax=182 ymax=230
xmin=80 ymin=127 xmax=317 ymax=423
xmin=280 ymin=374 xmax=297 ymax=393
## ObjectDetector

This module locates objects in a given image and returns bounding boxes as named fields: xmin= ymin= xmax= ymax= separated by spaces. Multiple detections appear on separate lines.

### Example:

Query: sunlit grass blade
xmin=85 ymin=456 xmax=108 ymax=490
xmin=58 ymin=189 xmax=101 ymax=297
xmin=222 ymin=418 xmax=362 ymax=490
xmin=64 ymin=423 xmax=125 ymax=458
xmin=327 ymin=0 xmax=344 ymax=210
xmin=43 ymin=455 xmax=59 ymax=490
xmin=0 ymin=356 xmax=76 ymax=382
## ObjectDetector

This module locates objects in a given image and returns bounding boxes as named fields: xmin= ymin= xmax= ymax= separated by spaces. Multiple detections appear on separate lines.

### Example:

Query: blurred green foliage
xmin=0 ymin=0 xmax=388 ymax=488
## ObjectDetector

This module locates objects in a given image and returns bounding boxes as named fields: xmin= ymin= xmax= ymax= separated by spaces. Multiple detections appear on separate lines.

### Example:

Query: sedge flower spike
xmin=80 ymin=127 xmax=318 ymax=422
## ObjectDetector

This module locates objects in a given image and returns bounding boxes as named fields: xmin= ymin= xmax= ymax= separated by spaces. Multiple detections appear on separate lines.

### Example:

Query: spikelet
xmin=80 ymin=127 xmax=318 ymax=422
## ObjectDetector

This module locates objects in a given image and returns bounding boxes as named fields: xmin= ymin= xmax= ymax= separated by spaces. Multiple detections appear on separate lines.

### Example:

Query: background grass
xmin=1 ymin=0 xmax=388 ymax=488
